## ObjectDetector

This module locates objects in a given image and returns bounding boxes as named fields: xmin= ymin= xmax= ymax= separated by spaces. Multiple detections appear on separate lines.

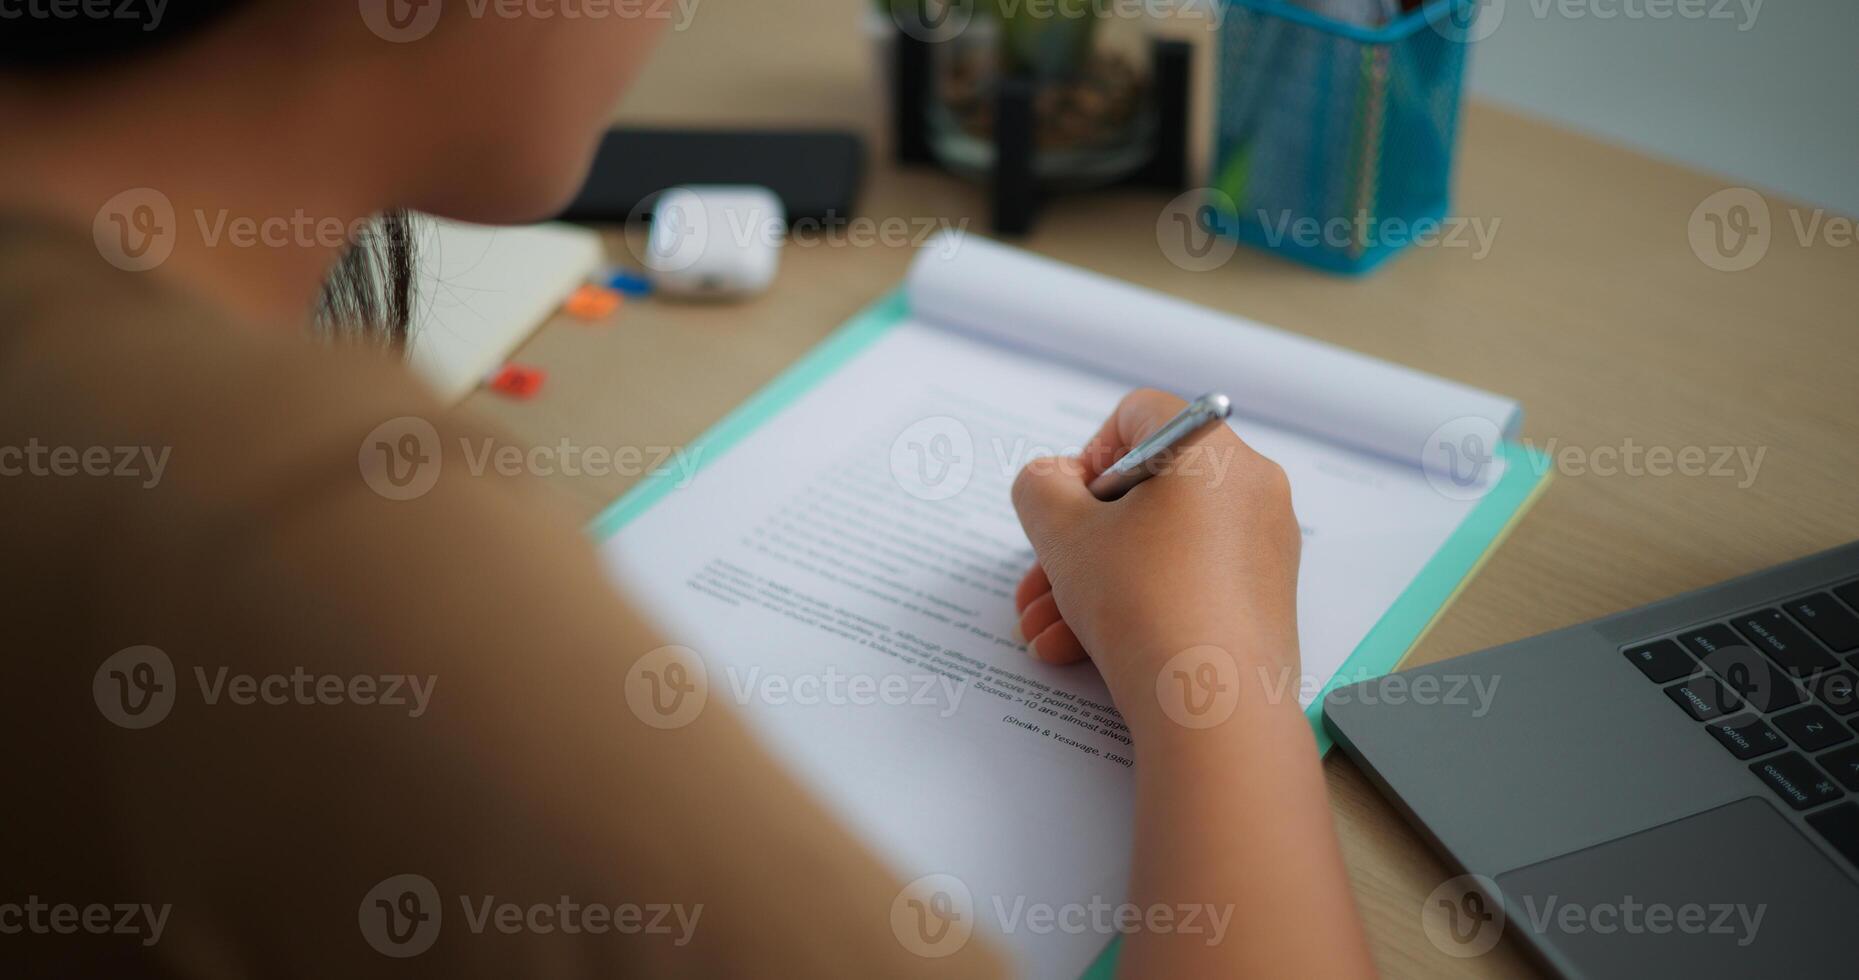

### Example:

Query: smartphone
xmin=556 ymin=128 xmax=865 ymax=227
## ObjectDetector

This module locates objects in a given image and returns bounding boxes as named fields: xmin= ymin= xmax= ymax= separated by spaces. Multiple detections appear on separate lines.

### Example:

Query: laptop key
xmin=1834 ymin=581 xmax=1859 ymax=612
xmin=1705 ymin=713 xmax=1787 ymax=760
xmin=1732 ymin=608 xmax=1839 ymax=677
xmin=1774 ymin=706 xmax=1854 ymax=753
xmin=1806 ymin=803 xmax=1859 ymax=868
xmin=1697 ymin=643 xmax=1805 ymax=713
xmin=1623 ymin=640 xmax=1693 ymax=683
xmin=1785 ymin=593 xmax=1859 ymax=653
xmin=1750 ymin=752 xmax=1845 ymax=810
xmin=1677 ymin=623 xmax=1742 ymax=659
xmin=1809 ymin=669 xmax=1859 ymax=716
xmin=1665 ymin=676 xmax=1741 ymax=721
xmin=1818 ymin=746 xmax=1859 ymax=792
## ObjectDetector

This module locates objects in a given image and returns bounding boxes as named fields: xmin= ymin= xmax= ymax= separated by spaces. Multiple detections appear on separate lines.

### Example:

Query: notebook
xmin=405 ymin=218 xmax=605 ymax=403
xmin=591 ymin=234 xmax=1547 ymax=978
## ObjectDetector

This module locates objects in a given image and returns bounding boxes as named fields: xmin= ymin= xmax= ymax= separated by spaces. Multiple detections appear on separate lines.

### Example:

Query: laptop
xmin=1323 ymin=541 xmax=1859 ymax=977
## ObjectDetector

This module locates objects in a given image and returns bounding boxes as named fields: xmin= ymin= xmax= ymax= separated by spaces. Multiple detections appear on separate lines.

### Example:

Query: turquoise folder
xmin=590 ymin=289 xmax=1551 ymax=978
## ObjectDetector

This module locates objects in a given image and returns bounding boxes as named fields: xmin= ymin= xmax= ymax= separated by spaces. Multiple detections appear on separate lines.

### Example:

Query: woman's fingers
xmin=1018 ymin=590 xmax=1063 ymax=641
xmin=1017 ymin=591 xmax=1089 ymax=664
xmin=1014 ymin=564 xmax=1051 ymax=613
xmin=1079 ymin=388 xmax=1190 ymax=479
xmin=1012 ymin=391 xmax=1201 ymax=672
xmin=1029 ymin=619 xmax=1089 ymax=665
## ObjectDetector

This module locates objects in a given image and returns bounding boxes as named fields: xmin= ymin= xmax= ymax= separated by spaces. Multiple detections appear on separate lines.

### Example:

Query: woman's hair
xmin=316 ymin=212 xmax=418 ymax=348
xmin=0 ymin=4 xmax=245 ymax=68
xmin=1 ymin=2 xmax=417 ymax=346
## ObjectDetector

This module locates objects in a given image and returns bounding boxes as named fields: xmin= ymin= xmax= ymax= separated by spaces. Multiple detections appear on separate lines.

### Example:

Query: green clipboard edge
xmin=587 ymin=290 xmax=1552 ymax=979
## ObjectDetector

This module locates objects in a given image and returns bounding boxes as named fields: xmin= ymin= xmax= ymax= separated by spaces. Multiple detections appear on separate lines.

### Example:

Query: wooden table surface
xmin=463 ymin=2 xmax=1859 ymax=975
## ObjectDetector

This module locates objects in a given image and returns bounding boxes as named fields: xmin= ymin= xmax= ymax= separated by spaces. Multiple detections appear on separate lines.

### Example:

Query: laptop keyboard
xmin=1623 ymin=581 xmax=1859 ymax=870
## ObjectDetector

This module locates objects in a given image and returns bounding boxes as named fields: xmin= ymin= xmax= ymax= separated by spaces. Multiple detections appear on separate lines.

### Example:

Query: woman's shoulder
xmin=0 ymin=214 xmax=460 ymax=569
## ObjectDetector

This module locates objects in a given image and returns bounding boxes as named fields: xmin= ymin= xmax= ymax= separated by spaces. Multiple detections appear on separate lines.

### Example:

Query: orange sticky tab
xmin=487 ymin=364 xmax=546 ymax=399
xmin=564 ymin=283 xmax=622 ymax=321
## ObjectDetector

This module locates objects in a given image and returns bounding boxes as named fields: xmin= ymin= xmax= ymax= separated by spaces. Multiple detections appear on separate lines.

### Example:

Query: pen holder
xmin=1208 ymin=0 xmax=1479 ymax=275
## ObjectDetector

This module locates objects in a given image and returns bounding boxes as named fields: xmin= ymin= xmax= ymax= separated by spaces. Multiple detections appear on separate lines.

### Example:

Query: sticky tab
xmin=564 ymin=283 xmax=622 ymax=321
xmin=602 ymin=269 xmax=654 ymax=297
xmin=487 ymin=364 xmax=546 ymax=399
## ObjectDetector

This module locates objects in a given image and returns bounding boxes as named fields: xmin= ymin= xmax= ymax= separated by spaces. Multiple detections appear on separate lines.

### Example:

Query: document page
xmin=909 ymin=233 xmax=1521 ymax=473
xmin=599 ymin=316 xmax=1491 ymax=977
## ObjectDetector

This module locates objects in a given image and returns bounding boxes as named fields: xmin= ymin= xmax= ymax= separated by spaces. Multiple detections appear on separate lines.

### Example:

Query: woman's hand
xmin=1009 ymin=389 xmax=1303 ymax=723
xmin=1014 ymin=391 xmax=1374 ymax=978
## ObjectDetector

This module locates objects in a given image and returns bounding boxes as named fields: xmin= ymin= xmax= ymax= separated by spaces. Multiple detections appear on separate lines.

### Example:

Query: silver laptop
xmin=1324 ymin=541 xmax=1859 ymax=977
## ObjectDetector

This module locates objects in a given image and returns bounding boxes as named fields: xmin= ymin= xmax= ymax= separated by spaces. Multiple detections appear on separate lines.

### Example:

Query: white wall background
xmin=1464 ymin=0 xmax=1859 ymax=216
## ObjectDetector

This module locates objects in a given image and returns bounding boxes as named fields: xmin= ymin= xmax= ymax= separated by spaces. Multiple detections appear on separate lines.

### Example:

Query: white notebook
xmin=593 ymin=234 xmax=1544 ymax=978
xmin=405 ymin=218 xmax=605 ymax=403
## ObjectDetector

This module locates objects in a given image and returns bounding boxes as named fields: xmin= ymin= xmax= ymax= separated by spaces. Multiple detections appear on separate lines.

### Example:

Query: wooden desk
xmin=464 ymin=2 xmax=1859 ymax=975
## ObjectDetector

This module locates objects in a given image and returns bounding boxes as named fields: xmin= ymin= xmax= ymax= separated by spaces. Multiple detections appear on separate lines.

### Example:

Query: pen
xmin=1087 ymin=392 xmax=1233 ymax=501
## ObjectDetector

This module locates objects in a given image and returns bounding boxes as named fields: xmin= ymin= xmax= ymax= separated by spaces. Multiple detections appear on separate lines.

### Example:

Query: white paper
xmin=601 ymin=305 xmax=1495 ymax=975
xmin=907 ymin=232 xmax=1521 ymax=476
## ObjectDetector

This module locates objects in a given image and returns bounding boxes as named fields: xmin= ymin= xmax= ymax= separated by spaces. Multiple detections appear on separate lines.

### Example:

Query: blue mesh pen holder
xmin=1209 ymin=0 xmax=1478 ymax=275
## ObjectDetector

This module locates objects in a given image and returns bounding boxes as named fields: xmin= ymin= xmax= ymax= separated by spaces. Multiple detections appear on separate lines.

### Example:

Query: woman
xmin=0 ymin=5 xmax=1375 ymax=976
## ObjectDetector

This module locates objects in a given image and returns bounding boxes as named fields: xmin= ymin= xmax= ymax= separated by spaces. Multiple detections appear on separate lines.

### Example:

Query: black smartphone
xmin=556 ymin=128 xmax=865 ymax=227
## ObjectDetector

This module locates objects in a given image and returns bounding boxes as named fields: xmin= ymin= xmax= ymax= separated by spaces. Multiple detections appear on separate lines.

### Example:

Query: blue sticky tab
xmin=602 ymin=268 xmax=654 ymax=297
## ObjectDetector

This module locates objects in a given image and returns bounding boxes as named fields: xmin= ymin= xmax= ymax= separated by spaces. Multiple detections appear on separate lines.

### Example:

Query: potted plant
xmin=903 ymin=0 xmax=1157 ymax=187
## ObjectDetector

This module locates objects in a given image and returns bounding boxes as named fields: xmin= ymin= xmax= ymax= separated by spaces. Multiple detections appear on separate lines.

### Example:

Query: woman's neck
xmin=0 ymin=43 xmax=405 ymax=328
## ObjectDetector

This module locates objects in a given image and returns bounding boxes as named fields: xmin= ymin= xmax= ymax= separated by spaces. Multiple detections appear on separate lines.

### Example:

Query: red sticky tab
xmin=564 ymin=283 xmax=622 ymax=321
xmin=487 ymin=364 xmax=546 ymax=399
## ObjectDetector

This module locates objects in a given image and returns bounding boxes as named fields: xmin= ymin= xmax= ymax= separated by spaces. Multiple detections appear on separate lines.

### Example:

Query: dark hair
xmin=316 ymin=212 xmax=417 ymax=348
xmin=2 ymin=2 xmax=417 ymax=345
xmin=0 ymin=4 xmax=244 ymax=68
